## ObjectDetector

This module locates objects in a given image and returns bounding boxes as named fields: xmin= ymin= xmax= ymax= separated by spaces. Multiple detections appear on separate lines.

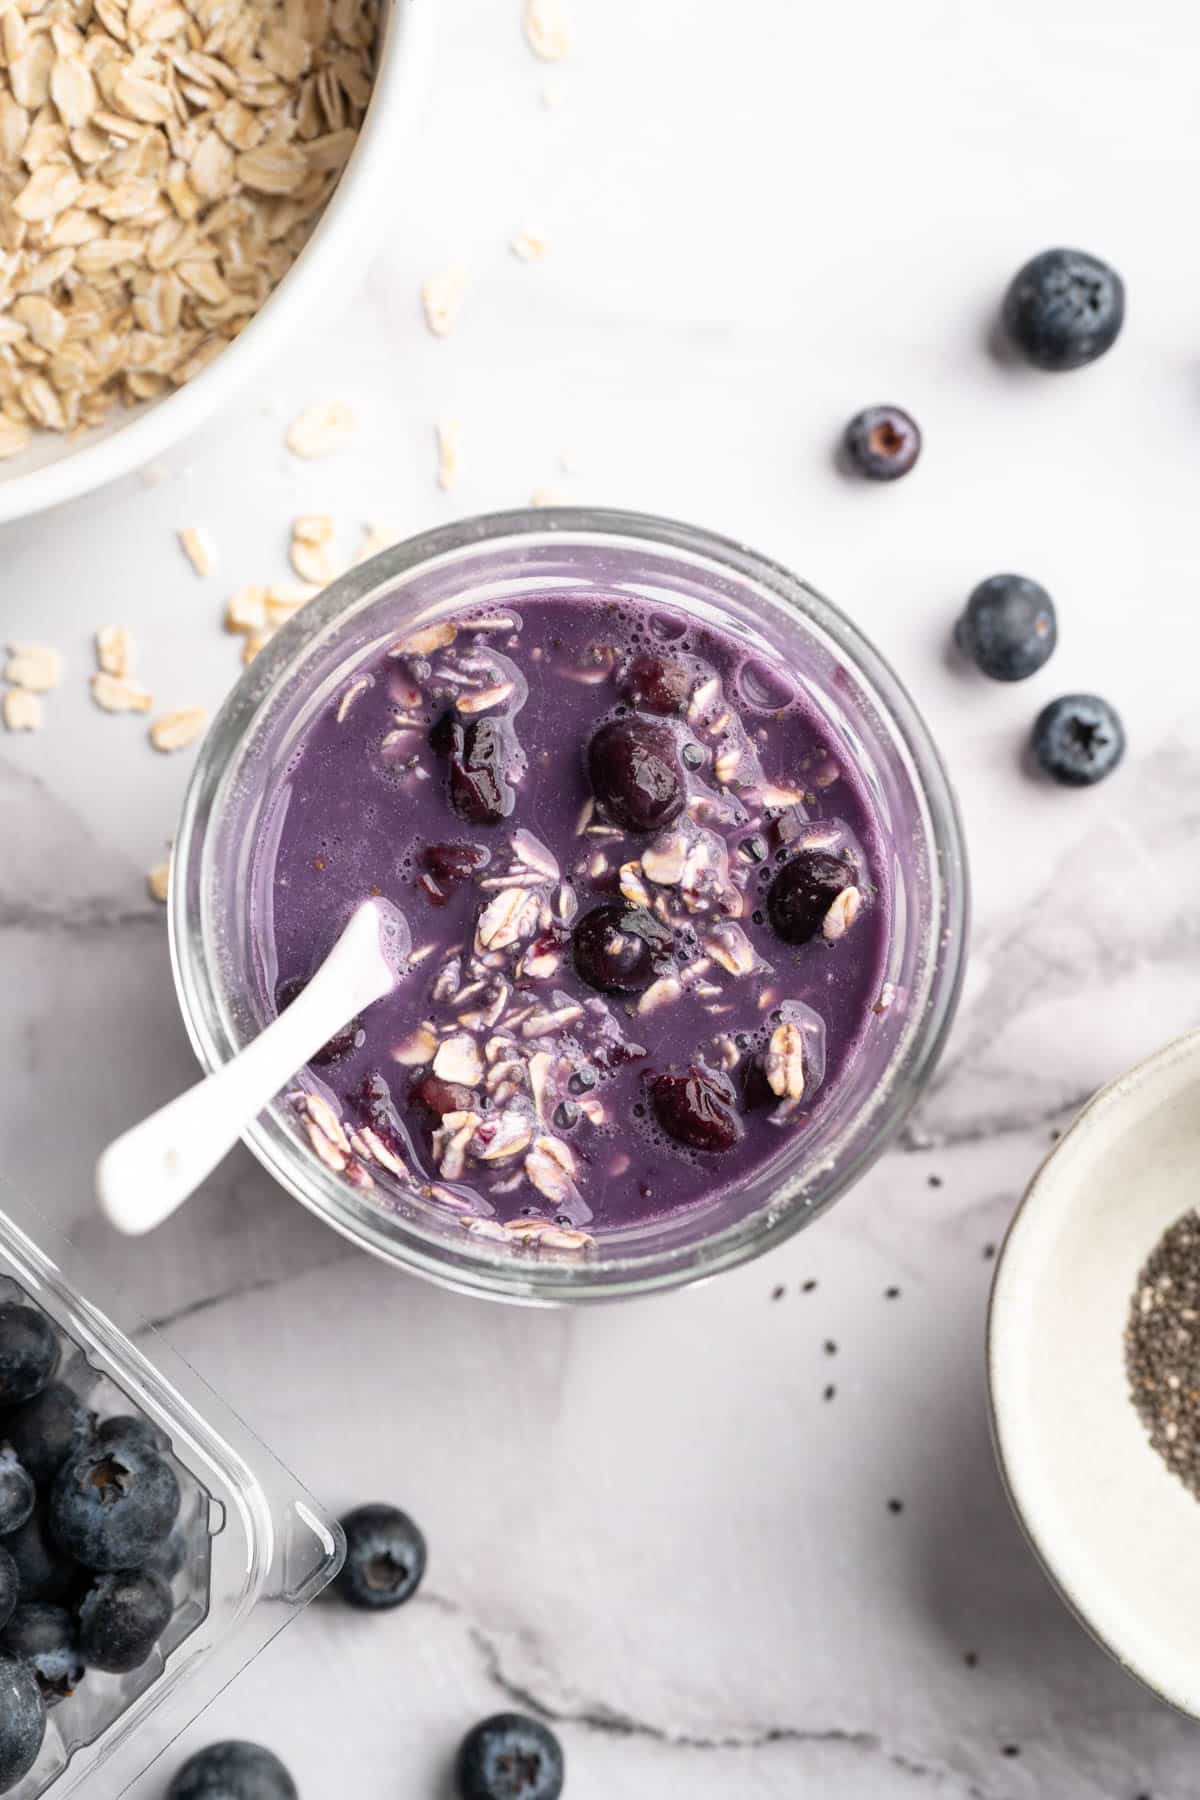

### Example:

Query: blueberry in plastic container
xmin=77 ymin=1570 xmax=173 ymax=1674
xmin=0 ymin=1603 xmax=84 ymax=1704
xmin=49 ymin=1439 xmax=179 ymax=1572
xmin=0 ymin=1452 xmax=35 ymax=1539
xmin=0 ymin=1309 xmax=58 ymax=1408
xmin=6 ymin=1507 xmax=78 ymax=1605
xmin=168 ymin=1740 xmax=298 ymax=1800
xmin=0 ymin=1649 xmax=45 ymax=1793
xmin=0 ymin=1384 xmax=94 ymax=1489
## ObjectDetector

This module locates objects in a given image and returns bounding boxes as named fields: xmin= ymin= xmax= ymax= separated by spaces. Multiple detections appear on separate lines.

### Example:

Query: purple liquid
xmin=254 ymin=592 xmax=891 ymax=1242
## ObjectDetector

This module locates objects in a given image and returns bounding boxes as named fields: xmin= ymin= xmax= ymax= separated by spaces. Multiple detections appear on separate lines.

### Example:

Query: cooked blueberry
xmin=352 ymin=1072 xmax=412 ymax=1166
xmin=421 ymin=841 xmax=488 ymax=904
xmin=742 ymin=1055 xmax=774 ymax=1112
xmin=587 ymin=716 xmax=685 ymax=834
xmin=449 ymin=718 xmax=518 ymax=825
xmin=6 ymin=1508 xmax=77 ymax=1604
xmin=955 ymin=575 xmax=1057 ymax=681
xmin=0 ymin=1556 xmax=16 ymax=1636
xmin=767 ymin=850 xmax=856 ymax=946
xmin=622 ymin=654 xmax=693 ymax=715
xmin=0 ymin=1651 xmax=45 ymax=1793
xmin=77 ymin=1570 xmax=172 ymax=1674
xmin=49 ymin=1441 xmax=179 ymax=1572
xmin=94 ymin=1415 xmax=171 ymax=1455
xmin=275 ymin=976 xmax=362 ymax=1066
xmin=0 ymin=1309 xmax=58 ymax=1409
xmin=0 ymin=1384 xmax=92 ymax=1489
xmin=168 ymin=1742 xmax=298 ymax=1800
xmin=1002 ymin=248 xmax=1124 ymax=371
xmin=409 ymin=1074 xmax=476 ymax=1120
xmin=1 ymin=1604 xmax=83 ymax=1702
xmin=0 ymin=1455 xmax=34 ymax=1540
xmin=456 ymin=1713 xmax=564 ymax=1800
xmin=651 ymin=1068 xmax=742 ymax=1153
xmin=843 ymin=406 xmax=921 ymax=481
xmin=428 ymin=708 xmax=459 ymax=756
xmin=1031 ymin=694 xmax=1125 ymax=787
xmin=572 ymin=902 xmax=672 ymax=995
xmin=553 ymin=1101 xmax=579 ymax=1131
xmin=335 ymin=1504 xmax=426 ymax=1611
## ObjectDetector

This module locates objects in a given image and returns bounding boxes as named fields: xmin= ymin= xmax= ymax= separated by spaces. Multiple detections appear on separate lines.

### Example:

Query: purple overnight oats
xmin=253 ymin=588 xmax=894 ymax=1248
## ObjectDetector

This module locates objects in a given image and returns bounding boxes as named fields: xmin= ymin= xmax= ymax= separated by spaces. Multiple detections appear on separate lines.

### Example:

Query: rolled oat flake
xmin=1125 ymin=1210 xmax=1200 ymax=1496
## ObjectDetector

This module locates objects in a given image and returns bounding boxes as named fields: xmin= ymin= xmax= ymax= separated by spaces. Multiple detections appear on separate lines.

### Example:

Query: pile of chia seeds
xmin=1125 ymin=1211 xmax=1200 ymax=1496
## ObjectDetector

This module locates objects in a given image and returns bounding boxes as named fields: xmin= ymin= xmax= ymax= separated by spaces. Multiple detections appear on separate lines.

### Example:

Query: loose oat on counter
xmin=435 ymin=418 xmax=461 ymax=491
xmin=178 ymin=526 xmax=214 ymax=577
xmin=2 ymin=687 xmax=41 ymax=731
xmin=147 ymin=858 xmax=170 ymax=901
xmin=0 ymin=0 xmax=380 ymax=447
xmin=286 ymin=399 xmax=355 ymax=458
xmin=149 ymin=704 xmax=207 ymax=751
xmin=5 ymin=642 xmax=62 ymax=691
xmin=421 ymin=266 xmax=466 ymax=338
xmin=524 ymin=0 xmax=568 ymax=62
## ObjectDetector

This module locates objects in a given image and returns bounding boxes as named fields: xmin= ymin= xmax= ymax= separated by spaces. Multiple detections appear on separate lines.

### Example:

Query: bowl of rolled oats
xmin=169 ymin=506 xmax=968 ymax=1305
xmin=0 ymin=0 xmax=431 ymax=521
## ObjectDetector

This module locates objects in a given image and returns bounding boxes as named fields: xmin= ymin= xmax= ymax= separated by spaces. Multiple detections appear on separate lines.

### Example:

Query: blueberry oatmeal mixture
xmin=256 ymin=592 xmax=892 ymax=1249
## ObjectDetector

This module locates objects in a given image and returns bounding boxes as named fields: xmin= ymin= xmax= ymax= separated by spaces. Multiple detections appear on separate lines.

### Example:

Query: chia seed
xmin=1125 ymin=1211 xmax=1200 ymax=1498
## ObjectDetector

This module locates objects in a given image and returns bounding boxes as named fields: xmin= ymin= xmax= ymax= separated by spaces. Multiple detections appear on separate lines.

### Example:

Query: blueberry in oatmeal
xmin=255 ymin=592 xmax=891 ymax=1244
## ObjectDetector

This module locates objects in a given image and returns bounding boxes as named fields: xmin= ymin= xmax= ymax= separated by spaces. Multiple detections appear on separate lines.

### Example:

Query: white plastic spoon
xmin=96 ymin=897 xmax=410 ymax=1236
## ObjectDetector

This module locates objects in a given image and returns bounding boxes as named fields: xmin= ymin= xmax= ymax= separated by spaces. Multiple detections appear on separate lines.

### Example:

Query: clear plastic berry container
xmin=0 ymin=1184 xmax=342 ymax=1798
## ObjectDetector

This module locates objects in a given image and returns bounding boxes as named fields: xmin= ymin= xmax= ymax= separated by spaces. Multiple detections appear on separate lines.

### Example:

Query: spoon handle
xmin=96 ymin=904 xmax=395 ymax=1236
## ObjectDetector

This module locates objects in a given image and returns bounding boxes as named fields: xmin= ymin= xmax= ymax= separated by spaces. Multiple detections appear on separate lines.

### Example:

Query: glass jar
xmin=172 ymin=508 xmax=968 ymax=1303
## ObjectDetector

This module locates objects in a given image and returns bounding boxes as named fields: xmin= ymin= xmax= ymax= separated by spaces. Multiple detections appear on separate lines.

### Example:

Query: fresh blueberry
xmin=0 ymin=1308 xmax=58 ymax=1408
xmin=93 ymin=1415 xmax=171 ymax=1456
xmin=0 ymin=1384 xmax=93 ymax=1489
xmin=767 ymin=850 xmax=857 ymax=946
xmin=587 ymin=716 xmax=685 ymax=834
xmin=0 ymin=1455 xmax=34 ymax=1540
xmin=0 ymin=1555 xmax=17 ymax=1635
xmin=1002 ymin=248 xmax=1124 ymax=371
xmin=142 ymin=1531 xmax=188 ymax=1583
xmin=77 ymin=1570 xmax=172 ymax=1674
xmin=0 ymin=1651 xmax=45 ymax=1793
xmin=955 ymin=575 xmax=1057 ymax=681
xmin=6 ymin=1508 xmax=77 ymax=1605
xmin=1031 ymin=694 xmax=1126 ymax=787
xmin=335 ymin=1503 xmax=426 ymax=1611
xmin=650 ymin=1067 xmax=742 ymax=1154
xmin=49 ymin=1440 xmax=179 ymax=1572
xmin=0 ymin=1604 xmax=84 ymax=1703
xmin=275 ymin=976 xmax=363 ymax=1066
xmin=456 ymin=1713 xmax=564 ymax=1800
xmin=622 ymin=655 xmax=693 ymax=716
xmin=168 ymin=1742 xmax=298 ymax=1800
xmin=571 ymin=902 xmax=673 ymax=996
xmin=843 ymin=406 xmax=921 ymax=481
xmin=409 ymin=1074 xmax=477 ymax=1121
xmin=435 ymin=716 xmax=518 ymax=826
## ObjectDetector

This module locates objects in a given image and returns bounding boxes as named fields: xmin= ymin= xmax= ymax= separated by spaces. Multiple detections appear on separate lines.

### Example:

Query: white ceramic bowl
xmin=989 ymin=1026 xmax=1200 ymax=1717
xmin=0 ymin=0 xmax=433 ymax=526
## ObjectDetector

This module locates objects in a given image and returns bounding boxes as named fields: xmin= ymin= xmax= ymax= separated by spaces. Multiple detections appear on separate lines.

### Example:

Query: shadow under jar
xmin=172 ymin=508 xmax=968 ymax=1304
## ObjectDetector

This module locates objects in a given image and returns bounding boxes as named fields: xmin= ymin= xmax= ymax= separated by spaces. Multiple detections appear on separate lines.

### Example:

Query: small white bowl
xmin=0 ymin=0 xmax=433 ymax=525
xmin=989 ymin=1026 xmax=1200 ymax=1717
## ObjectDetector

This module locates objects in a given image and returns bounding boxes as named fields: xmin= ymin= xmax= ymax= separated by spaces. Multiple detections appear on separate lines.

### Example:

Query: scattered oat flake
xmin=2 ymin=688 xmax=41 ymax=732
xmin=290 ymin=516 xmax=337 ymax=586
xmin=95 ymin=627 xmax=134 ymax=679
xmin=525 ymin=0 xmax=568 ymax=61
xmin=530 ymin=487 xmax=564 ymax=508
xmin=286 ymin=401 xmax=355 ymax=459
xmin=436 ymin=420 xmax=462 ymax=492
xmin=147 ymin=860 xmax=170 ymax=903
xmin=91 ymin=672 xmax=154 ymax=714
xmin=5 ymin=643 xmax=62 ymax=693
xmin=178 ymin=527 xmax=214 ymax=578
xmin=421 ymin=267 xmax=467 ymax=338
xmin=510 ymin=226 xmax=548 ymax=263
xmin=150 ymin=707 xmax=208 ymax=753
xmin=224 ymin=585 xmax=268 ymax=636
xmin=355 ymin=523 xmax=403 ymax=565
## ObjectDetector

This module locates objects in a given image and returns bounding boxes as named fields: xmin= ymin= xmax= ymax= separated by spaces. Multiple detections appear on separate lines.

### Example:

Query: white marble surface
xmin=3 ymin=0 xmax=1200 ymax=1793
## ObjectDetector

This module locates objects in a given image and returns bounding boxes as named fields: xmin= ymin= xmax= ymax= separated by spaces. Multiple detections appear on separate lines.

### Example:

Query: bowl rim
xmin=0 ymin=0 xmax=434 ymax=526
xmin=987 ymin=1023 xmax=1200 ymax=1719
xmin=171 ymin=504 xmax=970 ymax=1303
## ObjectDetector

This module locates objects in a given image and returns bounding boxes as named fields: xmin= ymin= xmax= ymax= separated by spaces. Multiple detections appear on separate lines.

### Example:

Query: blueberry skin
xmin=1002 ymin=248 xmax=1125 ymax=371
xmin=0 ymin=1455 xmax=34 ymax=1541
xmin=0 ymin=1651 xmax=45 ymax=1793
xmin=335 ymin=1504 xmax=426 ymax=1611
xmin=1031 ymin=694 xmax=1126 ymax=787
xmin=767 ymin=850 xmax=857 ymax=947
xmin=0 ymin=1555 xmax=17 ymax=1635
xmin=93 ymin=1415 xmax=171 ymax=1456
xmin=955 ymin=574 xmax=1057 ymax=681
xmin=843 ymin=405 xmax=922 ymax=481
xmin=0 ymin=1384 xmax=93 ymax=1489
xmin=77 ymin=1570 xmax=172 ymax=1673
xmin=49 ymin=1441 xmax=179 ymax=1572
xmin=456 ymin=1713 xmax=565 ymax=1800
xmin=0 ymin=1604 xmax=84 ymax=1703
xmin=168 ymin=1741 xmax=298 ymax=1800
xmin=6 ymin=1508 xmax=78 ymax=1605
xmin=0 ymin=1309 xmax=58 ymax=1409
